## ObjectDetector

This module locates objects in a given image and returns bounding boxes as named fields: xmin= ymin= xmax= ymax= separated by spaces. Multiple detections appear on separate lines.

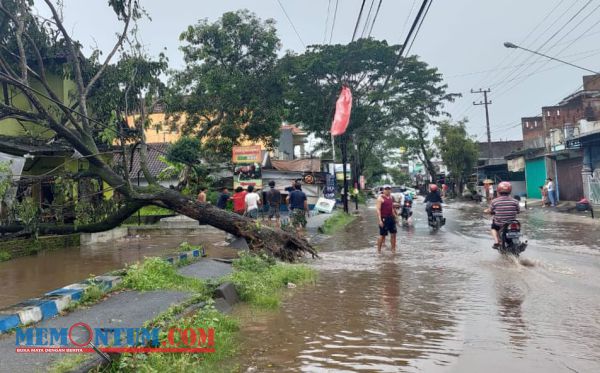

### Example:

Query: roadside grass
xmin=0 ymin=250 xmax=11 ymax=262
xmin=110 ymin=305 xmax=239 ymax=373
xmin=49 ymin=354 xmax=91 ymax=373
xmin=228 ymin=252 xmax=316 ymax=308
xmin=121 ymin=257 xmax=206 ymax=294
xmin=62 ymin=283 xmax=106 ymax=313
xmin=318 ymin=211 xmax=356 ymax=235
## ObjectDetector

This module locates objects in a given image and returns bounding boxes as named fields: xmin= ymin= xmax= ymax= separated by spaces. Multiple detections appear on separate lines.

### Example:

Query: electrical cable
xmin=352 ymin=0 xmax=368 ymax=42
xmin=323 ymin=0 xmax=332 ymax=44
xmin=329 ymin=0 xmax=339 ymax=44
xmin=360 ymin=0 xmax=376 ymax=39
xmin=275 ymin=0 xmax=306 ymax=48
xmin=367 ymin=0 xmax=383 ymax=37
xmin=404 ymin=0 xmax=432 ymax=57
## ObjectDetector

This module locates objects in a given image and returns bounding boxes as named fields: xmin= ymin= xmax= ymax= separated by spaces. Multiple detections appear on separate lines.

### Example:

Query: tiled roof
xmin=113 ymin=143 xmax=170 ymax=179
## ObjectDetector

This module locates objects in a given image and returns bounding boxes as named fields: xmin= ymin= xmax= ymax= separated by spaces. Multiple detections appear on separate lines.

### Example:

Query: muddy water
xmin=0 ymin=230 xmax=234 ymax=308
xmin=234 ymin=201 xmax=600 ymax=372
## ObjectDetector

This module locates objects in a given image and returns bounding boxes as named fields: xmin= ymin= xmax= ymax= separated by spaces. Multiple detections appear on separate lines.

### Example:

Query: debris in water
xmin=287 ymin=282 xmax=297 ymax=289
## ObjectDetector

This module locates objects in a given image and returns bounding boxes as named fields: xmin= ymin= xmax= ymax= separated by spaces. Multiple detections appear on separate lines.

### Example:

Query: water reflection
xmin=496 ymin=282 xmax=528 ymax=353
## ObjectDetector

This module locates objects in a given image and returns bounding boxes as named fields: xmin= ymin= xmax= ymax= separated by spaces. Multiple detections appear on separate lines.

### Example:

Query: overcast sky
xmin=41 ymin=0 xmax=600 ymax=142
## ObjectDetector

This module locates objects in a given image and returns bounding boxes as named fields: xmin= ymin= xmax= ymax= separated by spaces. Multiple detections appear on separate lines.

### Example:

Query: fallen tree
xmin=0 ymin=0 xmax=316 ymax=260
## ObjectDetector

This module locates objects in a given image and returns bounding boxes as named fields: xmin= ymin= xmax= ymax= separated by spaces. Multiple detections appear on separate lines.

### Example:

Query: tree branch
xmin=83 ymin=0 xmax=133 ymax=98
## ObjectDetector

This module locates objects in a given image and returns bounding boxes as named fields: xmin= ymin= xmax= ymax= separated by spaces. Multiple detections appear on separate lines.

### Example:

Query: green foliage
xmin=110 ymin=305 xmax=239 ymax=373
xmin=435 ymin=120 xmax=479 ymax=192
xmin=319 ymin=212 xmax=356 ymax=235
xmin=122 ymin=257 xmax=205 ymax=293
xmin=49 ymin=354 xmax=91 ymax=373
xmin=166 ymin=137 xmax=201 ymax=165
xmin=387 ymin=168 xmax=411 ymax=186
xmin=168 ymin=10 xmax=284 ymax=158
xmin=14 ymin=197 xmax=39 ymax=233
xmin=229 ymin=252 xmax=315 ymax=309
xmin=137 ymin=205 xmax=174 ymax=216
xmin=0 ymin=250 xmax=11 ymax=262
xmin=0 ymin=161 xmax=13 ymax=201
xmin=279 ymin=38 xmax=456 ymax=181
xmin=63 ymin=283 xmax=105 ymax=313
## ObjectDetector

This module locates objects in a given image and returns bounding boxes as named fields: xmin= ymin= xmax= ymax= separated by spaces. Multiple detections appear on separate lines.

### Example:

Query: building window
xmin=547 ymin=111 xmax=551 ymax=117
xmin=534 ymin=121 xmax=538 ymax=127
xmin=556 ymin=109 xmax=560 ymax=116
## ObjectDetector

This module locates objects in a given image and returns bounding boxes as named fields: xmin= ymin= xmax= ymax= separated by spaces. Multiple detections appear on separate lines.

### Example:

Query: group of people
xmin=376 ymin=181 xmax=523 ymax=252
xmin=196 ymin=181 xmax=309 ymax=233
xmin=540 ymin=177 xmax=557 ymax=207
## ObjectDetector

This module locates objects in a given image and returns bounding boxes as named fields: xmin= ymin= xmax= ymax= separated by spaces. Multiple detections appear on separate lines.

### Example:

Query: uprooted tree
xmin=0 ymin=0 xmax=315 ymax=261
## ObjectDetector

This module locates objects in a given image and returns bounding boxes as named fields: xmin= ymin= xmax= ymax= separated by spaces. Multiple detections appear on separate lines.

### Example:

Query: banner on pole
xmin=330 ymin=86 xmax=352 ymax=136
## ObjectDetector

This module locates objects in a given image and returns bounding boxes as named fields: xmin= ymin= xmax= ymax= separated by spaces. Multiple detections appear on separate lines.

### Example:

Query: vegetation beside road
xmin=319 ymin=211 xmax=357 ymax=235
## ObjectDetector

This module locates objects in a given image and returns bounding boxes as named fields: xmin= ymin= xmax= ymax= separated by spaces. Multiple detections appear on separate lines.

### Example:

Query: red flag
xmin=330 ymin=86 xmax=352 ymax=136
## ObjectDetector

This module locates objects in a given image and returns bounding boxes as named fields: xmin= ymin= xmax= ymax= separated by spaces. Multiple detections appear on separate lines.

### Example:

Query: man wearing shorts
xmin=287 ymin=182 xmax=308 ymax=233
xmin=376 ymin=185 xmax=397 ymax=254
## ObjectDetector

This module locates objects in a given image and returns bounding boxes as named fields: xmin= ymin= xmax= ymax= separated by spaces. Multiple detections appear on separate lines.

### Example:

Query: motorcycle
xmin=400 ymin=199 xmax=413 ymax=226
xmin=497 ymin=220 xmax=528 ymax=255
xmin=428 ymin=202 xmax=446 ymax=229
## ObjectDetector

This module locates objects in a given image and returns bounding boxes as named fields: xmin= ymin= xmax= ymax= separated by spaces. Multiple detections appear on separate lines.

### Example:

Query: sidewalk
xmin=524 ymin=198 xmax=597 ymax=218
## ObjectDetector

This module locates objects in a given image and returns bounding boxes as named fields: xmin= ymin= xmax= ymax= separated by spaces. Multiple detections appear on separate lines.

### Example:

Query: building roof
xmin=281 ymin=124 xmax=306 ymax=136
xmin=113 ymin=142 xmax=170 ymax=179
xmin=0 ymin=136 xmax=73 ymax=157
xmin=478 ymin=140 xmax=523 ymax=160
xmin=270 ymin=158 xmax=320 ymax=172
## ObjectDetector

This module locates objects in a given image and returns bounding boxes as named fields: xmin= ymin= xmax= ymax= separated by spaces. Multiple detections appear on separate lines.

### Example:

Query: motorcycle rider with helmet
xmin=487 ymin=181 xmax=520 ymax=249
xmin=424 ymin=184 xmax=443 ymax=219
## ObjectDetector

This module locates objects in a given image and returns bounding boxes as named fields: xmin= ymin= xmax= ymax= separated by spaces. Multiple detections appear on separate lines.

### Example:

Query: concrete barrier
xmin=80 ymin=227 xmax=128 ymax=245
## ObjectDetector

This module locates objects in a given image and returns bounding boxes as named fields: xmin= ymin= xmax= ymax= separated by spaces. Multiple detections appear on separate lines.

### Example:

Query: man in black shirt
xmin=267 ymin=181 xmax=281 ymax=227
xmin=216 ymin=187 xmax=230 ymax=209
xmin=287 ymin=183 xmax=308 ymax=233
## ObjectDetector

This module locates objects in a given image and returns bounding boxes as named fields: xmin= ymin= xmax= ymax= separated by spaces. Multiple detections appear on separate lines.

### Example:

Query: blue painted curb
xmin=0 ymin=314 xmax=20 ymax=333
xmin=46 ymin=288 xmax=84 ymax=302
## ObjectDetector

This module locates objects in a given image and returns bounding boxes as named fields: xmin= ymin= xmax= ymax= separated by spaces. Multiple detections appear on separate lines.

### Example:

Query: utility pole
xmin=472 ymin=88 xmax=492 ymax=159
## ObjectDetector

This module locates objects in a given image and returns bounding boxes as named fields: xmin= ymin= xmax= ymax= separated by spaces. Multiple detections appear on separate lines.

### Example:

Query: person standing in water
xmin=376 ymin=185 xmax=397 ymax=254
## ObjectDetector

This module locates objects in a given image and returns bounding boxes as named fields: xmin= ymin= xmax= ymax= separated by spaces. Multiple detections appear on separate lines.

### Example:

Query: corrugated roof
xmin=478 ymin=141 xmax=523 ymax=160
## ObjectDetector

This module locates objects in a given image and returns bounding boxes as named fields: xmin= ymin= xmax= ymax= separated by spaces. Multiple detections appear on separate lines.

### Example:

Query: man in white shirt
xmin=244 ymin=185 xmax=261 ymax=219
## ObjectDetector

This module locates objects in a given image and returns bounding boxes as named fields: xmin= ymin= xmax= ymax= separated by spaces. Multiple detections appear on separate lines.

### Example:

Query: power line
xmin=351 ymin=0 xmax=368 ymax=42
xmin=360 ymin=0 xmax=376 ymax=39
xmin=275 ymin=0 xmax=306 ymax=48
xmin=404 ymin=0 xmax=432 ymax=56
xmin=367 ymin=0 xmax=384 ymax=37
xmin=323 ymin=0 xmax=332 ymax=44
xmin=329 ymin=0 xmax=339 ymax=44
xmin=381 ymin=0 xmax=430 ymax=89
xmin=490 ymin=0 xmax=595 ymax=90
xmin=399 ymin=0 xmax=418 ymax=43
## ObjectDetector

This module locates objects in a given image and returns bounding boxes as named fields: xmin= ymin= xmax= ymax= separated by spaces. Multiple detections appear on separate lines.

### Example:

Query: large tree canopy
xmin=278 ymin=38 xmax=457 ymax=180
xmin=435 ymin=120 xmax=479 ymax=193
xmin=167 ymin=10 xmax=285 ymax=159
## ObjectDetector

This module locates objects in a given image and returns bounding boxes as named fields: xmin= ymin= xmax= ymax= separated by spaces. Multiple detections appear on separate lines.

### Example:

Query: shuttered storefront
xmin=525 ymin=158 xmax=546 ymax=199
xmin=556 ymin=157 xmax=583 ymax=201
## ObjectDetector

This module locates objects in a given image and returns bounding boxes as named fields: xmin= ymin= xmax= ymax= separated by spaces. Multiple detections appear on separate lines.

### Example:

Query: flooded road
xmin=234 ymin=200 xmax=600 ymax=372
xmin=0 ymin=230 xmax=232 ymax=308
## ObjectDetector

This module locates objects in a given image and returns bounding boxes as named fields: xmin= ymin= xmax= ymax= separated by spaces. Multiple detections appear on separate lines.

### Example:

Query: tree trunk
xmin=145 ymin=188 xmax=318 ymax=261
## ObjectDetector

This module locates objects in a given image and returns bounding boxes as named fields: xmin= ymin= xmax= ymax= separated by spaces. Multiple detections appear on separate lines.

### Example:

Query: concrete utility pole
xmin=472 ymin=88 xmax=492 ymax=159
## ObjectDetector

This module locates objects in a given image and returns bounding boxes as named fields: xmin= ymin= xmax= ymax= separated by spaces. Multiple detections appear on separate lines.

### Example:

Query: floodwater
xmin=234 ymin=200 xmax=600 ymax=372
xmin=0 ymin=230 xmax=234 ymax=309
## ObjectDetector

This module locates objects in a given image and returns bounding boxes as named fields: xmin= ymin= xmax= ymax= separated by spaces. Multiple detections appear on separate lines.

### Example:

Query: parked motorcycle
xmin=400 ymin=199 xmax=413 ymax=226
xmin=428 ymin=202 xmax=446 ymax=229
xmin=497 ymin=220 xmax=528 ymax=255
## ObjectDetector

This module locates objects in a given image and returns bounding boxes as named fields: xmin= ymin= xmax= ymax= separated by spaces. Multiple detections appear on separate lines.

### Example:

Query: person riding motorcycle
xmin=487 ymin=181 xmax=520 ymax=249
xmin=424 ymin=184 xmax=443 ymax=219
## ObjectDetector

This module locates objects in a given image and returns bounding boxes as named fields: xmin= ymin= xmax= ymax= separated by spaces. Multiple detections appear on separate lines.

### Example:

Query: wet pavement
xmin=0 ymin=230 xmax=233 ymax=309
xmin=233 ymin=200 xmax=600 ymax=372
